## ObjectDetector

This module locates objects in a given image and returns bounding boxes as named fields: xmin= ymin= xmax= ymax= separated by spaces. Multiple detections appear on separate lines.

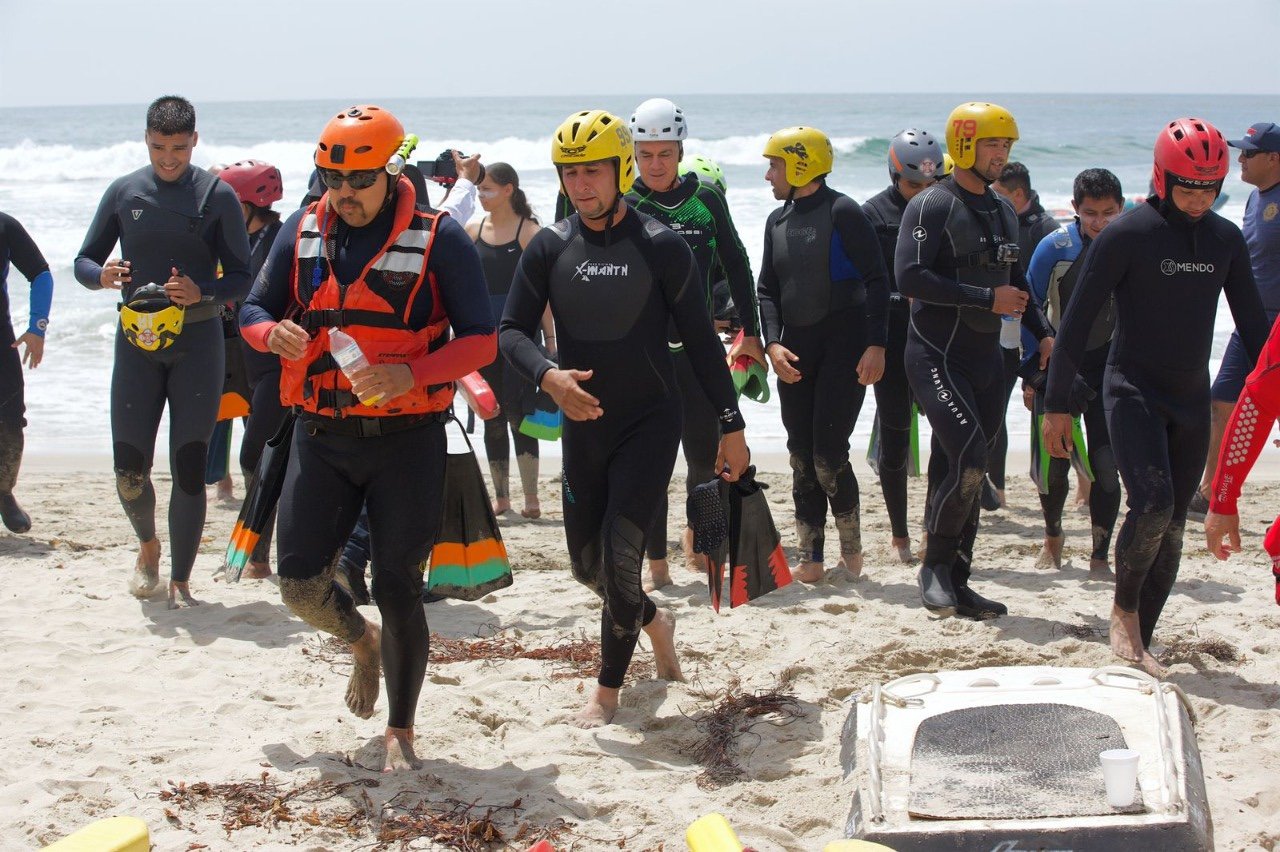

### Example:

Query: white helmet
xmin=630 ymin=98 xmax=687 ymax=142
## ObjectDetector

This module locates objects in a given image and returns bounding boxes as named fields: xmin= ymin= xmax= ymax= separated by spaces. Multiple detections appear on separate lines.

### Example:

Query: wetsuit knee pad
xmin=813 ymin=457 xmax=849 ymax=495
xmin=174 ymin=441 xmax=209 ymax=496
xmin=605 ymin=515 xmax=648 ymax=632
xmin=789 ymin=452 xmax=818 ymax=488
xmin=112 ymin=442 xmax=150 ymax=500
xmin=279 ymin=573 xmax=364 ymax=642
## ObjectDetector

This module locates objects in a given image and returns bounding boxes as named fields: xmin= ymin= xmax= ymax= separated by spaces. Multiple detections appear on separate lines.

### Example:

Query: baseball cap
xmin=1227 ymin=122 xmax=1280 ymax=153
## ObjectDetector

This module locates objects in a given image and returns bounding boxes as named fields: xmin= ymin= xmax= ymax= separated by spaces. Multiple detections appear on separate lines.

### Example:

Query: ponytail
xmin=511 ymin=187 xmax=537 ymax=223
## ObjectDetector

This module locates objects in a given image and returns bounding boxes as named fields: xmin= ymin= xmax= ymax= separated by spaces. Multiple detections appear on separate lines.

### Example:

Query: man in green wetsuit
xmin=626 ymin=97 xmax=765 ymax=590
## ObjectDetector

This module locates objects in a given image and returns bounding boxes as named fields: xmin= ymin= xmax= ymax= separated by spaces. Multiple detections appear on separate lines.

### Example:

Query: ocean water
xmin=0 ymin=93 xmax=1269 ymax=458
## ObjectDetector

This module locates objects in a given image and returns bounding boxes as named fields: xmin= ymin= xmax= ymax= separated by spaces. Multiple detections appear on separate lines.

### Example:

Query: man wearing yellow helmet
xmin=500 ymin=109 xmax=750 ymax=728
xmin=241 ymin=104 xmax=496 ymax=770
xmin=895 ymin=102 xmax=1055 ymax=619
xmin=74 ymin=96 xmax=252 ymax=608
xmin=758 ymin=126 xmax=890 ymax=584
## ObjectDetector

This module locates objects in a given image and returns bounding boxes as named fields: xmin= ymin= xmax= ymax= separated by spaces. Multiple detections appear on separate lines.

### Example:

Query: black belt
xmin=297 ymin=409 xmax=448 ymax=438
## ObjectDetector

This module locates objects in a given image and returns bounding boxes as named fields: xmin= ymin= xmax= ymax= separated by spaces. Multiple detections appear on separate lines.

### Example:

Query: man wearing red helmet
xmin=240 ymin=105 xmax=495 ymax=769
xmin=1043 ymin=117 xmax=1270 ymax=676
xmin=216 ymin=160 xmax=288 ymax=578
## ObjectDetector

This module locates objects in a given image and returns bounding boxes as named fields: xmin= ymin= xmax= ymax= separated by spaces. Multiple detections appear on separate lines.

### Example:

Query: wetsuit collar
xmin=633 ymin=172 xmax=698 ymax=205
xmin=576 ymin=203 xmax=641 ymax=247
xmin=789 ymin=182 xmax=835 ymax=213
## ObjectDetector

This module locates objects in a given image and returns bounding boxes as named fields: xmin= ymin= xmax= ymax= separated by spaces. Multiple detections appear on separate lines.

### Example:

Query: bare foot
xmin=829 ymin=553 xmax=864 ymax=582
xmin=1138 ymin=650 xmax=1168 ymax=679
xmin=1089 ymin=558 xmax=1113 ymax=576
xmin=128 ymin=539 xmax=162 ymax=598
xmin=383 ymin=727 xmax=423 ymax=772
xmin=520 ymin=496 xmax=541 ymax=519
xmin=1075 ymin=476 xmax=1091 ymax=510
xmin=1109 ymin=605 xmax=1144 ymax=665
xmin=1035 ymin=534 xmax=1064 ymax=569
xmin=167 ymin=581 xmax=201 ymax=610
xmin=492 ymin=497 xmax=511 ymax=515
xmin=241 ymin=560 xmax=272 ymax=580
xmin=892 ymin=536 xmax=917 ymax=564
xmin=643 ymin=558 xmax=672 ymax=593
xmin=572 ymin=685 xmax=619 ymax=729
xmin=793 ymin=560 xmax=825 ymax=583
xmin=346 ymin=621 xmax=381 ymax=719
xmin=215 ymin=477 xmax=235 ymax=504
xmin=682 ymin=527 xmax=700 ymax=573
xmin=643 ymin=608 xmax=684 ymax=682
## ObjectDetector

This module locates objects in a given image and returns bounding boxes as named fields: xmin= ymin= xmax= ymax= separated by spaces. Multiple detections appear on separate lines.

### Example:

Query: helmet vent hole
xmin=355 ymin=145 xmax=372 ymax=154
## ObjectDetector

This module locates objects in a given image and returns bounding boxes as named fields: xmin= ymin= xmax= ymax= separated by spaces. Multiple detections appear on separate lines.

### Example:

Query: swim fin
xmin=518 ymin=387 xmax=562 ymax=441
xmin=689 ymin=466 xmax=792 ymax=611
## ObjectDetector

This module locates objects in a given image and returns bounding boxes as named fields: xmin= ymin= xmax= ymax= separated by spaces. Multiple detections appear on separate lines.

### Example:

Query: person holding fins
xmin=1043 ymin=118 xmax=1269 ymax=676
xmin=758 ymin=126 xmax=889 ymax=583
xmin=240 ymin=104 xmax=495 ymax=769
xmin=215 ymin=158 xmax=289 ymax=579
xmin=895 ymin=101 xmax=1055 ymax=619
xmin=500 ymin=109 xmax=749 ymax=727
xmin=627 ymin=97 xmax=763 ymax=590
xmin=1023 ymin=168 xmax=1124 ymax=573
xmin=0 ymin=210 xmax=55 ymax=534
xmin=465 ymin=163 xmax=550 ymax=520
xmin=74 ymin=95 xmax=253 ymax=608
xmin=861 ymin=128 xmax=944 ymax=564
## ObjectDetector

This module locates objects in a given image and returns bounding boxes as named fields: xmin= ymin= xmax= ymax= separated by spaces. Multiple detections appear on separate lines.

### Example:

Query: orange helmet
xmin=314 ymin=105 xmax=404 ymax=170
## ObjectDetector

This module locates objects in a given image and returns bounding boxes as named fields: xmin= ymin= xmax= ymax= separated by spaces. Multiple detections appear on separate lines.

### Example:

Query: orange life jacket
xmin=280 ymin=177 xmax=453 ymax=418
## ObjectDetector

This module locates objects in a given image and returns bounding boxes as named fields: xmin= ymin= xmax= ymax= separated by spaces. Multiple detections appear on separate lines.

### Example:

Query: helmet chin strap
xmin=966 ymin=165 xmax=997 ymax=187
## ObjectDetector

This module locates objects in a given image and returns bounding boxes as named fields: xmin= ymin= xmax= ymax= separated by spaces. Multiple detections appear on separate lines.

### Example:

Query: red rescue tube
xmin=457 ymin=371 xmax=500 ymax=420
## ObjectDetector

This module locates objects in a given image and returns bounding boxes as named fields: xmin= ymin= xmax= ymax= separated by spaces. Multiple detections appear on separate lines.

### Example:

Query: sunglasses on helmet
xmin=318 ymin=167 xmax=382 ymax=190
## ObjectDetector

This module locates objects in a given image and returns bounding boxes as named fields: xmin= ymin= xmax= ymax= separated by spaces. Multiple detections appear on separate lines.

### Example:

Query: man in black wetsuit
xmin=758 ymin=126 xmax=889 ymax=584
xmin=1043 ymin=117 xmax=1269 ymax=675
xmin=861 ymin=128 xmax=945 ymax=564
xmin=74 ymin=96 xmax=252 ymax=608
xmin=626 ymin=97 xmax=763 ymax=589
xmin=0 ymin=211 xmax=54 ymax=534
xmin=896 ymin=102 xmax=1055 ymax=619
xmin=987 ymin=162 xmax=1065 ymax=509
xmin=241 ymin=105 xmax=495 ymax=770
xmin=500 ymin=109 xmax=749 ymax=728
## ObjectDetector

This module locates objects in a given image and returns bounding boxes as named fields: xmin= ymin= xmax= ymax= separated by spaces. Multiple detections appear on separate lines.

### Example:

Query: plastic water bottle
xmin=329 ymin=327 xmax=383 ymax=406
xmin=1000 ymin=315 xmax=1022 ymax=350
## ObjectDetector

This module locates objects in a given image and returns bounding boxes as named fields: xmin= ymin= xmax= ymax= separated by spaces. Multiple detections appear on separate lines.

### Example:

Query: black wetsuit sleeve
xmin=703 ymin=187 xmax=759 ymax=337
xmin=500 ymin=231 xmax=558 ymax=388
xmin=895 ymin=189 xmax=995 ymax=309
xmin=239 ymin=208 xmax=303 ymax=335
xmin=74 ymin=180 xmax=123 ymax=290
xmin=204 ymin=182 xmax=253 ymax=303
xmin=833 ymin=195 xmax=889 ymax=347
xmin=1044 ymin=227 xmax=1124 ymax=413
xmin=426 ymin=216 xmax=494 ymax=341
xmin=0 ymin=213 xmax=50 ymax=280
xmin=1224 ymin=228 xmax=1269 ymax=363
xmin=757 ymin=209 xmax=784 ymax=347
xmin=654 ymin=232 xmax=745 ymax=433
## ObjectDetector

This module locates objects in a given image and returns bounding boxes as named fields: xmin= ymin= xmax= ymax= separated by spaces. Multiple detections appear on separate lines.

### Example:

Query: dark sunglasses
xmin=318 ymin=167 xmax=381 ymax=190
xmin=1241 ymin=149 xmax=1277 ymax=159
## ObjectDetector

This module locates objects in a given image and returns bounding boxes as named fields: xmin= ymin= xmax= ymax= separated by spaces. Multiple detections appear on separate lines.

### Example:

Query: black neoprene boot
xmin=918 ymin=562 xmax=957 ymax=613
xmin=0 ymin=492 xmax=30 ymax=534
xmin=952 ymin=554 xmax=1007 ymax=619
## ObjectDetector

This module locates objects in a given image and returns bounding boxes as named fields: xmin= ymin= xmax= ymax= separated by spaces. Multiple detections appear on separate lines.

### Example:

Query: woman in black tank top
xmin=466 ymin=163 xmax=553 ymax=518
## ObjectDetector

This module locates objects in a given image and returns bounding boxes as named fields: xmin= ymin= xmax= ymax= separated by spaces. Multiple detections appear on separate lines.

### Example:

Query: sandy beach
xmin=2 ymin=449 xmax=1278 ymax=851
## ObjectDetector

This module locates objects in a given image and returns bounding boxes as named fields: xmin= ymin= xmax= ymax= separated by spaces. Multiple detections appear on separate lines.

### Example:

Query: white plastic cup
xmin=1100 ymin=748 xmax=1140 ymax=807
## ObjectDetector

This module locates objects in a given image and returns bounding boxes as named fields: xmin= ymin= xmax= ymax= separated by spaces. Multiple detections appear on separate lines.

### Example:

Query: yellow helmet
xmin=551 ymin=110 xmax=635 ymax=194
xmin=119 ymin=284 xmax=184 ymax=352
xmin=945 ymin=102 xmax=1019 ymax=170
xmin=940 ymin=152 xmax=955 ymax=178
xmin=762 ymin=127 xmax=833 ymax=187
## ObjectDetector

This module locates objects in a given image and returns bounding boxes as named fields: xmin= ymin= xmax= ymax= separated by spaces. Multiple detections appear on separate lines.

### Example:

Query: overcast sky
xmin=1 ymin=0 xmax=1276 ymax=108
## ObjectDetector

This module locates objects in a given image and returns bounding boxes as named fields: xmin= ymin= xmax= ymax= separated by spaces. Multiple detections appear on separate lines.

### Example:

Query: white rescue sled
xmin=842 ymin=665 xmax=1212 ymax=850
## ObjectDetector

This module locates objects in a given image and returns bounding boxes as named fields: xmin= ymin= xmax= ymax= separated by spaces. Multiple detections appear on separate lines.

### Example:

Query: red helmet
xmin=1152 ymin=117 xmax=1229 ymax=200
xmin=218 ymin=159 xmax=284 ymax=207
